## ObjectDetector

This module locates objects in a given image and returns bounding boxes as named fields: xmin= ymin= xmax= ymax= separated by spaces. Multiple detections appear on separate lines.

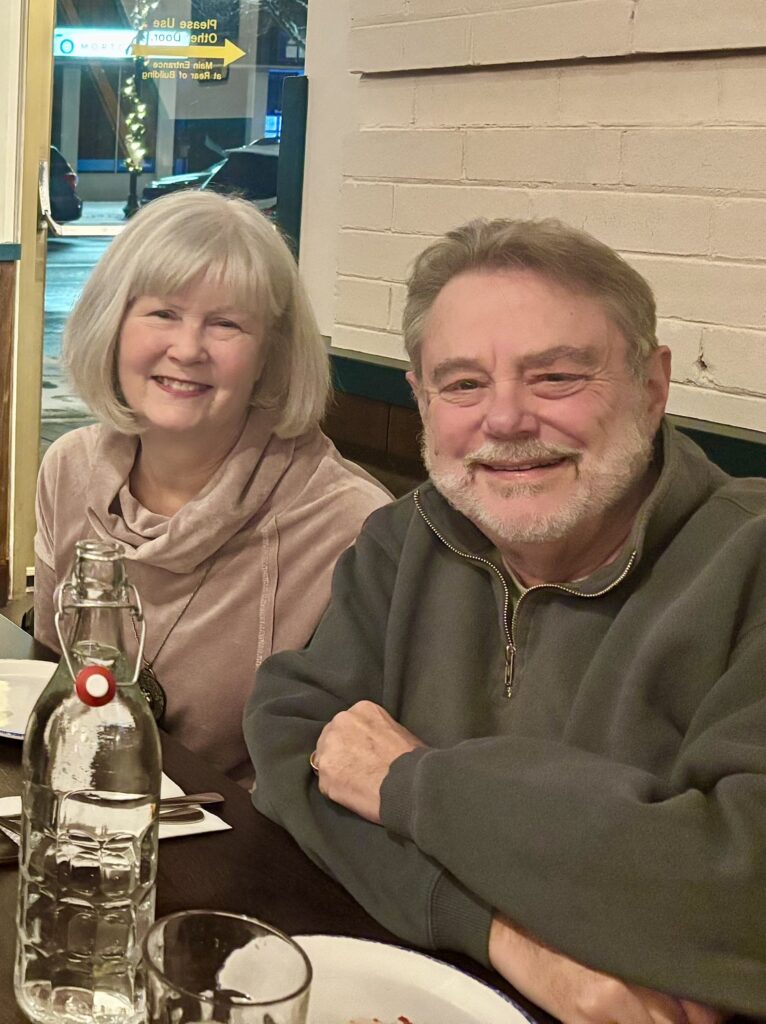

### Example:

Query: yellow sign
xmin=131 ymin=38 xmax=246 ymax=67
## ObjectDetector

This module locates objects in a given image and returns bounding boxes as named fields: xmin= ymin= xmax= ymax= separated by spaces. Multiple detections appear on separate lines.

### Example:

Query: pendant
xmin=137 ymin=664 xmax=167 ymax=723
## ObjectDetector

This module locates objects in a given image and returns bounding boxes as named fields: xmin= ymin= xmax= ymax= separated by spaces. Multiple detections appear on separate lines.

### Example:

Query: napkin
xmin=0 ymin=773 xmax=231 ymax=841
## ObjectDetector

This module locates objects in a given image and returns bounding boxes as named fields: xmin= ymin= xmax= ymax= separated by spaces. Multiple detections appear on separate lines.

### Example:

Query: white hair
xmin=64 ymin=189 xmax=329 ymax=437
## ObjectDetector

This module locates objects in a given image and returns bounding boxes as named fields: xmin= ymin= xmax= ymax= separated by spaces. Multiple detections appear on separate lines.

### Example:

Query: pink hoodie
xmin=34 ymin=408 xmax=390 ymax=784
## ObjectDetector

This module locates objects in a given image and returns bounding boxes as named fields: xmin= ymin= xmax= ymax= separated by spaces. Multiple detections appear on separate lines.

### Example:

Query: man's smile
xmin=474 ymin=455 xmax=571 ymax=473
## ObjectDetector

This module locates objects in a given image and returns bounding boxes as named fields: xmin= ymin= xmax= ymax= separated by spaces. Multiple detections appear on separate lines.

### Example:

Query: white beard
xmin=423 ymin=411 xmax=654 ymax=545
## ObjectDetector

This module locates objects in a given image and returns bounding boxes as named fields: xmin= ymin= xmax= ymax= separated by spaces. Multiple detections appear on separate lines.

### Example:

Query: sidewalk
xmin=41 ymin=201 xmax=123 ymax=449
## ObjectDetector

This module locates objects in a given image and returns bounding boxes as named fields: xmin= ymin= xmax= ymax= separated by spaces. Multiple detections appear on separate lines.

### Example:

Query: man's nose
xmin=482 ymin=378 xmax=538 ymax=438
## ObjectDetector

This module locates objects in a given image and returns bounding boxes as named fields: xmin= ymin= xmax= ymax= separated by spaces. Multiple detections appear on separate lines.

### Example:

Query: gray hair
xmin=403 ymin=218 xmax=658 ymax=379
xmin=64 ymin=189 xmax=329 ymax=437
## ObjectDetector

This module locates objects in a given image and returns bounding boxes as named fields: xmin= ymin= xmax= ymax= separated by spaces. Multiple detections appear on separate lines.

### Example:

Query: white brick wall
xmin=623 ymin=129 xmax=766 ymax=192
xmin=337 ymin=229 xmax=430 ymax=283
xmin=322 ymin=3 xmax=766 ymax=431
xmin=464 ymin=128 xmax=623 ymax=185
xmin=471 ymin=1 xmax=634 ymax=66
xmin=633 ymin=0 xmax=766 ymax=53
xmin=349 ymin=0 xmax=766 ymax=74
xmin=344 ymin=129 xmax=463 ymax=180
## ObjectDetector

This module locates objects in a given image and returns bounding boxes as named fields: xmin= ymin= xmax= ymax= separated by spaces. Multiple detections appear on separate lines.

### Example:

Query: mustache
xmin=463 ymin=440 xmax=582 ymax=468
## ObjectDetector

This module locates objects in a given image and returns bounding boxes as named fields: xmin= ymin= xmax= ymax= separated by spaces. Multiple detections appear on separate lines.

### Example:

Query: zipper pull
xmin=505 ymin=644 xmax=514 ymax=699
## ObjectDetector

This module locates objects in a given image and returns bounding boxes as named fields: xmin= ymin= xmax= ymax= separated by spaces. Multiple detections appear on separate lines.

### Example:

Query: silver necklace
xmin=131 ymin=560 xmax=214 ymax=721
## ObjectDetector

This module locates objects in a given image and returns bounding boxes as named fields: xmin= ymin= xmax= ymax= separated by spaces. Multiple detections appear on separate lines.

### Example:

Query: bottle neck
xmin=67 ymin=606 xmax=134 ymax=684
xmin=57 ymin=542 xmax=140 ymax=686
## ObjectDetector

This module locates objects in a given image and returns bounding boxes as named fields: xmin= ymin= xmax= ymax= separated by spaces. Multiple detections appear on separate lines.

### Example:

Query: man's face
xmin=408 ymin=269 xmax=670 ymax=549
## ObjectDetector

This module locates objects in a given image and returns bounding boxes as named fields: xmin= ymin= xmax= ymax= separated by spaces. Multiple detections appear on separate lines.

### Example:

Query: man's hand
xmin=489 ymin=914 xmax=723 ymax=1024
xmin=314 ymin=700 xmax=426 ymax=823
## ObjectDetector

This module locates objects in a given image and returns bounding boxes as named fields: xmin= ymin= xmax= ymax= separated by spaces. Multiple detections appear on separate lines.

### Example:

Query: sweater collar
xmin=85 ymin=408 xmax=309 ymax=573
xmin=415 ymin=420 xmax=728 ymax=594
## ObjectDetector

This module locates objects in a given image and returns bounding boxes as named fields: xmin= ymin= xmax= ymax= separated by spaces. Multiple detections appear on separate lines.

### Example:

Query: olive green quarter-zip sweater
xmin=246 ymin=422 xmax=766 ymax=1014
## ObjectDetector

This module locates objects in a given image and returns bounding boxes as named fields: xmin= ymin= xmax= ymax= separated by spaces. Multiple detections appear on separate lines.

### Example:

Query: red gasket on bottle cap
xmin=74 ymin=666 xmax=117 ymax=706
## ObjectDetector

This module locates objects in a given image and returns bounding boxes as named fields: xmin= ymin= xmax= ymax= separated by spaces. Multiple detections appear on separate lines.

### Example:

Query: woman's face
xmin=117 ymin=278 xmax=268 ymax=444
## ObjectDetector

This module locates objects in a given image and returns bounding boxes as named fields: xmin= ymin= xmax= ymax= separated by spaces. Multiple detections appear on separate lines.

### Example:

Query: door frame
xmin=7 ymin=0 xmax=56 ymax=603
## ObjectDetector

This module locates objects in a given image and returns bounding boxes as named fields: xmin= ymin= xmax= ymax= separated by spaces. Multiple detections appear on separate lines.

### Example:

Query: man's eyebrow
xmin=520 ymin=345 xmax=601 ymax=370
xmin=428 ymin=346 xmax=600 ymax=384
xmin=429 ymin=358 xmax=487 ymax=386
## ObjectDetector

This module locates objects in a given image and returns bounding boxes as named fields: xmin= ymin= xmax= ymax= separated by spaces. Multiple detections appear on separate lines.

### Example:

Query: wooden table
xmin=0 ymin=614 xmax=549 ymax=1024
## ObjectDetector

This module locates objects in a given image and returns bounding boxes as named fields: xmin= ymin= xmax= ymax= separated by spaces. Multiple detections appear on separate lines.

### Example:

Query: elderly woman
xmin=34 ymin=190 xmax=390 ymax=784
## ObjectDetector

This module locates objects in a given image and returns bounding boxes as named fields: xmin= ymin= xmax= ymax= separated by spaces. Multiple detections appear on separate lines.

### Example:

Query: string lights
xmin=123 ymin=0 xmax=161 ymax=177
xmin=122 ymin=75 xmax=148 ymax=174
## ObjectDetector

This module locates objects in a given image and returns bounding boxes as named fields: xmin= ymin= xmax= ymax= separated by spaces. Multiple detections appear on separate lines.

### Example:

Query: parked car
xmin=203 ymin=139 xmax=279 ymax=207
xmin=141 ymin=139 xmax=279 ymax=216
xmin=139 ymin=162 xmax=225 ymax=204
xmin=50 ymin=145 xmax=82 ymax=223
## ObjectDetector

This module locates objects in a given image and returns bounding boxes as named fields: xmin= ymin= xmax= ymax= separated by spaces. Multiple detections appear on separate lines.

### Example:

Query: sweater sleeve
xmin=33 ymin=445 xmax=62 ymax=653
xmin=33 ymin=555 xmax=60 ymax=653
xmin=269 ymin=459 xmax=391 ymax=659
xmin=244 ymin=524 xmax=493 ymax=963
xmin=380 ymin=619 xmax=766 ymax=1014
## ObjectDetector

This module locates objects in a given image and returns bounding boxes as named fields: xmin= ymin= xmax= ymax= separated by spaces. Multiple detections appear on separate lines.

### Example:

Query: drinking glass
xmin=143 ymin=910 xmax=312 ymax=1024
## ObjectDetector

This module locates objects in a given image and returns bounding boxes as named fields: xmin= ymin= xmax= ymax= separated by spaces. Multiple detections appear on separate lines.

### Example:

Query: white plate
xmin=0 ymin=774 xmax=231 ymax=842
xmin=294 ymin=935 xmax=531 ymax=1024
xmin=0 ymin=660 xmax=56 ymax=740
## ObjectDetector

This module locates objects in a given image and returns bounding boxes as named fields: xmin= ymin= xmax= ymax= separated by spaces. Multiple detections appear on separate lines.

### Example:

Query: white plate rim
xmin=0 ymin=659 xmax=57 ymax=740
xmin=293 ymin=933 xmax=536 ymax=1024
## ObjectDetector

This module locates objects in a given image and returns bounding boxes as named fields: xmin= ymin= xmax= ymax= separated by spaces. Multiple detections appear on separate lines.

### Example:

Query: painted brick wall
xmin=329 ymin=0 xmax=766 ymax=432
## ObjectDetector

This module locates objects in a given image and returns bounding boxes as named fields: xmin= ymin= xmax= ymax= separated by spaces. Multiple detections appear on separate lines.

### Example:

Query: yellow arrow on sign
xmin=131 ymin=38 xmax=246 ymax=67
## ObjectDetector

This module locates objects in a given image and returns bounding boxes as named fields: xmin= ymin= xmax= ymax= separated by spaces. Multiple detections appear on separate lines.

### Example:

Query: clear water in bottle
xmin=15 ymin=541 xmax=161 ymax=1024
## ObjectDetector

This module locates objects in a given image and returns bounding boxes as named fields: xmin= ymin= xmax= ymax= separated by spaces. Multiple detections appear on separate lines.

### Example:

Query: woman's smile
xmin=152 ymin=374 xmax=213 ymax=398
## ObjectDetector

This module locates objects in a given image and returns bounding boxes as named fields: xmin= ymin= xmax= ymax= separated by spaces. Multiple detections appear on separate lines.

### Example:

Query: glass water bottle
xmin=15 ymin=540 xmax=162 ymax=1024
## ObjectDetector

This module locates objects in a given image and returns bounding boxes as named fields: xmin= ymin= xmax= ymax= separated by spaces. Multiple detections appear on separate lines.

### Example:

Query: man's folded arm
xmin=243 ymin=531 xmax=494 ymax=963
xmin=380 ymin=621 xmax=766 ymax=1012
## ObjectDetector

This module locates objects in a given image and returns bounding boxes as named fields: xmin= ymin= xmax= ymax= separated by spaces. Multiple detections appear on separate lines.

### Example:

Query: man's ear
xmin=644 ymin=345 xmax=671 ymax=430
xmin=406 ymin=370 xmax=427 ymax=417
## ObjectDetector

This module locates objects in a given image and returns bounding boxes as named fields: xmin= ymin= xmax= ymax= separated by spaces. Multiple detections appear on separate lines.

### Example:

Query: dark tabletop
xmin=0 ymin=614 xmax=550 ymax=1024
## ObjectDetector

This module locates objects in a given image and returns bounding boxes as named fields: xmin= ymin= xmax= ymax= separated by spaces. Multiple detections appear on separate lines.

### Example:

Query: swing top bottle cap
xmin=75 ymin=666 xmax=117 ymax=707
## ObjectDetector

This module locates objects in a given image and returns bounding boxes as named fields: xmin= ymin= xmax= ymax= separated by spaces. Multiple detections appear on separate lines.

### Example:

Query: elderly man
xmin=244 ymin=219 xmax=766 ymax=1022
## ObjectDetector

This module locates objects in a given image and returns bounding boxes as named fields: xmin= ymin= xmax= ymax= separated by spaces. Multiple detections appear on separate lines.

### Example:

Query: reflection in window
xmin=51 ymin=0 xmax=306 ymax=204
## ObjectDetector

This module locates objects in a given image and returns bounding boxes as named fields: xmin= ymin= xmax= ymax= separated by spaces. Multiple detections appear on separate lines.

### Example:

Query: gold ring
xmin=309 ymin=750 xmax=320 ymax=775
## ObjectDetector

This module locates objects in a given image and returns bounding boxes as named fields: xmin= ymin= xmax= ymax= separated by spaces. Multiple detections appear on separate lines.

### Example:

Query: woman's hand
xmin=489 ymin=913 xmax=723 ymax=1024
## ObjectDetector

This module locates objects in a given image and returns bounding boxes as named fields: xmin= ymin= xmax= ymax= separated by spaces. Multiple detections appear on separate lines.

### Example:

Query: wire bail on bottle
xmin=54 ymin=541 xmax=147 ymax=702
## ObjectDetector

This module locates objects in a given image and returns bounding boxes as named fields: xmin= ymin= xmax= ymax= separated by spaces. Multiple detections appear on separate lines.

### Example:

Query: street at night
xmin=41 ymin=202 xmax=122 ymax=449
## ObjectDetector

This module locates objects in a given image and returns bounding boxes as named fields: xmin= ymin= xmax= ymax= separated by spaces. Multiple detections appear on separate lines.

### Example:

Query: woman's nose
xmin=482 ymin=378 xmax=538 ymax=438
xmin=168 ymin=318 xmax=207 ymax=361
